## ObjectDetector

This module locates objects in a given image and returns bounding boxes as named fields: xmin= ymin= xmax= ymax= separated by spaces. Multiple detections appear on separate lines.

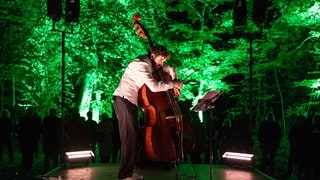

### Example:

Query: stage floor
xmin=43 ymin=163 xmax=274 ymax=180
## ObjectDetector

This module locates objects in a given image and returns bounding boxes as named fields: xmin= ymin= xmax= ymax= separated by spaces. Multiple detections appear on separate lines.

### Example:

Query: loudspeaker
xmin=252 ymin=0 xmax=268 ymax=25
xmin=233 ymin=0 xmax=247 ymax=26
xmin=47 ymin=0 xmax=62 ymax=21
xmin=65 ymin=0 xmax=80 ymax=23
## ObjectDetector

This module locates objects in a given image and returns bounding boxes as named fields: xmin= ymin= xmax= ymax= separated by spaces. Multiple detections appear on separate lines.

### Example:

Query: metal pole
xmin=1 ymin=81 xmax=3 ymax=110
xmin=209 ymin=105 xmax=214 ymax=180
xmin=61 ymin=30 xmax=66 ymax=165
xmin=61 ymin=31 xmax=66 ymax=119
xmin=249 ymin=35 xmax=253 ymax=133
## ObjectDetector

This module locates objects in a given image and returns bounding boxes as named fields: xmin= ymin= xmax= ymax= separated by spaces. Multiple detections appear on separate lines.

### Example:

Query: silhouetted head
xmin=49 ymin=108 xmax=56 ymax=116
xmin=87 ymin=111 xmax=93 ymax=120
xmin=0 ymin=109 xmax=11 ymax=118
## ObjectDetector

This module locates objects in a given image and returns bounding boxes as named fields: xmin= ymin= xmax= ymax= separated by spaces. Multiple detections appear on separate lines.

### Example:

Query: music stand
xmin=192 ymin=90 xmax=223 ymax=180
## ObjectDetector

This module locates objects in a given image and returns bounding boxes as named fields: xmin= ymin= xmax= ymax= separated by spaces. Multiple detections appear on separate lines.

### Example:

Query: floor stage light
xmin=65 ymin=150 xmax=95 ymax=164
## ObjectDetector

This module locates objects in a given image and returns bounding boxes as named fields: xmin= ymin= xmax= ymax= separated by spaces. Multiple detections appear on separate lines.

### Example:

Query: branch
xmin=290 ymin=35 xmax=317 ymax=53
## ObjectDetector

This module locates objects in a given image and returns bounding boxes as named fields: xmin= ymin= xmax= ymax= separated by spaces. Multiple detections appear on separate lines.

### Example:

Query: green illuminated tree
xmin=1 ymin=0 xmax=320 ymax=129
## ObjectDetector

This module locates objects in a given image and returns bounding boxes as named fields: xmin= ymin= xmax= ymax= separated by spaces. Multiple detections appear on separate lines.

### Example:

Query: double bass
xmin=133 ymin=13 xmax=196 ymax=163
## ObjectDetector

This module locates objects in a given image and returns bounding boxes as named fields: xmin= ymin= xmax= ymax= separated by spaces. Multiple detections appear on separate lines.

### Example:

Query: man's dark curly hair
xmin=148 ymin=45 xmax=170 ymax=59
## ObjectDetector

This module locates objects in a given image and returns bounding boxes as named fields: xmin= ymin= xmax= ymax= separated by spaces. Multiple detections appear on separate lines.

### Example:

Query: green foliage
xmin=1 ymin=0 xmax=320 ymax=128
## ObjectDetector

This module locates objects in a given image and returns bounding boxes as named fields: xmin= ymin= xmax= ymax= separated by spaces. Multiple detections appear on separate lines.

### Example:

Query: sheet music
xmin=191 ymin=90 xmax=222 ymax=111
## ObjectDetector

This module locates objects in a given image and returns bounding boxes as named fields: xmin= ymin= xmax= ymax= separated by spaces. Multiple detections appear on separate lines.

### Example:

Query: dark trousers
xmin=113 ymin=96 xmax=140 ymax=179
xmin=100 ymin=154 xmax=111 ymax=163
xmin=21 ymin=147 xmax=35 ymax=172
xmin=112 ymin=144 xmax=120 ymax=163
xmin=0 ymin=136 xmax=14 ymax=162
xmin=44 ymin=152 xmax=59 ymax=170
xmin=260 ymin=147 xmax=276 ymax=175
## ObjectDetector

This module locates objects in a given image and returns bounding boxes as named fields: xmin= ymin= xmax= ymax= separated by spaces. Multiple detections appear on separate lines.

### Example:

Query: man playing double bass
xmin=113 ymin=45 xmax=183 ymax=180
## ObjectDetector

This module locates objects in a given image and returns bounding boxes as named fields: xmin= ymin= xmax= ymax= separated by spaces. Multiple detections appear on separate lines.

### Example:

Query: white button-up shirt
xmin=113 ymin=55 xmax=177 ymax=106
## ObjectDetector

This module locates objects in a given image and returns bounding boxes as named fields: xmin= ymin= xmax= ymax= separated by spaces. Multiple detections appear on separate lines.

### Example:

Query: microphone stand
xmin=208 ymin=101 xmax=215 ymax=180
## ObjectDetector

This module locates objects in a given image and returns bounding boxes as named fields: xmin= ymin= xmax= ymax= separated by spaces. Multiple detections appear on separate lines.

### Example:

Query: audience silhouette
xmin=0 ymin=109 xmax=14 ymax=163
xmin=257 ymin=110 xmax=282 ymax=176
xmin=1 ymin=104 xmax=319 ymax=180
xmin=41 ymin=108 xmax=61 ymax=170
xmin=97 ymin=113 xmax=114 ymax=163
xmin=16 ymin=107 xmax=41 ymax=172
xmin=216 ymin=115 xmax=233 ymax=164
xmin=64 ymin=108 xmax=88 ymax=154
xmin=84 ymin=111 xmax=98 ymax=163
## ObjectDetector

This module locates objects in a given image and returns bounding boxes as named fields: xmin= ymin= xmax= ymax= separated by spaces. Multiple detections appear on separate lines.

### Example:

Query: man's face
xmin=152 ymin=55 xmax=167 ymax=68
